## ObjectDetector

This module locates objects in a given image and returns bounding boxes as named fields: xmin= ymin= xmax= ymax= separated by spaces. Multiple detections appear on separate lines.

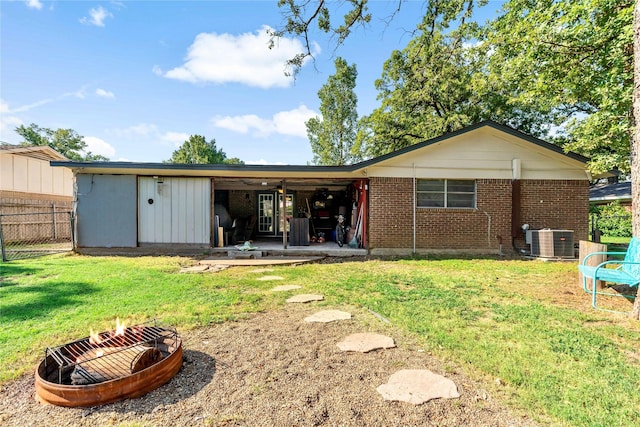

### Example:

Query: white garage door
xmin=138 ymin=177 xmax=210 ymax=244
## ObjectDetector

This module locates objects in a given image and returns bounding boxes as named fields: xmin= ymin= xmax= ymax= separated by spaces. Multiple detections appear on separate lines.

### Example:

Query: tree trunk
xmin=632 ymin=0 xmax=640 ymax=319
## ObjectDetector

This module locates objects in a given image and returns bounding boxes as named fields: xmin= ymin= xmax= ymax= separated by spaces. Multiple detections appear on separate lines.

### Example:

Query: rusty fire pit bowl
xmin=35 ymin=324 xmax=183 ymax=407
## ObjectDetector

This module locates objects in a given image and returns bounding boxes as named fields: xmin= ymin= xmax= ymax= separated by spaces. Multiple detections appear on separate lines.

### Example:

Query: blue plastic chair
xmin=578 ymin=237 xmax=640 ymax=312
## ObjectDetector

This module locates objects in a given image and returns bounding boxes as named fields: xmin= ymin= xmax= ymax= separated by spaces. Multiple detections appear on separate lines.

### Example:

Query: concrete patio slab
xmin=199 ymin=256 xmax=324 ymax=266
xmin=336 ymin=333 xmax=396 ymax=353
xmin=180 ymin=264 xmax=229 ymax=273
xmin=376 ymin=369 xmax=460 ymax=405
xmin=304 ymin=310 xmax=352 ymax=323
xmin=286 ymin=294 xmax=324 ymax=303
xmin=271 ymin=285 xmax=302 ymax=292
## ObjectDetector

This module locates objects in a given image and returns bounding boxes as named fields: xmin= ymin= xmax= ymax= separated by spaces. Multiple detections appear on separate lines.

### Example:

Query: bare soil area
xmin=1 ymin=304 xmax=537 ymax=426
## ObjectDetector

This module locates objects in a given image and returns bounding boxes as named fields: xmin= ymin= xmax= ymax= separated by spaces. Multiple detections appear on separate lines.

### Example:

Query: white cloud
xmin=3 ymin=97 xmax=54 ymax=113
xmin=63 ymin=87 xmax=87 ymax=99
xmin=83 ymin=136 xmax=116 ymax=158
xmin=152 ymin=65 xmax=163 ymax=76
xmin=0 ymin=99 xmax=10 ymax=113
xmin=80 ymin=6 xmax=113 ymax=27
xmin=212 ymin=114 xmax=274 ymax=137
xmin=0 ymin=115 xmax=24 ymax=143
xmin=112 ymin=123 xmax=159 ymax=138
xmin=95 ymin=88 xmax=115 ymax=99
xmin=109 ymin=124 xmax=189 ymax=148
xmin=0 ymin=99 xmax=29 ymax=142
xmin=25 ymin=0 xmax=43 ymax=10
xmin=211 ymin=105 xmax=316 ymax=138
xmin=273 ymin=105 xmax=316 ymax=137
xmin=158 ymin=25 xmax=316 ymax=88
xmin=161 ymin=132 xmax=190 ymax=146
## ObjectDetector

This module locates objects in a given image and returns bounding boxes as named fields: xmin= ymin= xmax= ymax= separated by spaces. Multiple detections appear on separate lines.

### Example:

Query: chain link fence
xmin=0 ymin=211 xmax=74 ymax=261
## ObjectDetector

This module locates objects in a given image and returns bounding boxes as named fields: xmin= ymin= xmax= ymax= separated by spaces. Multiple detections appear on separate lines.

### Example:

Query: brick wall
xmin=368 ymin=177 xmax=588 ymax=253
xmin=369 ymin=178 xmax=414 ymax=249
xmin=228 ymin=190 xmax=255 ymax=219
xmin=519 ymin=180 xmax=588 ymax=241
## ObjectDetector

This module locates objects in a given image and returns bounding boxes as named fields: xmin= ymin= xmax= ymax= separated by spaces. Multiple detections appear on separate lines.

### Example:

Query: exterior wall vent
xmin=528 ymin=229 xmax=574 ymax=258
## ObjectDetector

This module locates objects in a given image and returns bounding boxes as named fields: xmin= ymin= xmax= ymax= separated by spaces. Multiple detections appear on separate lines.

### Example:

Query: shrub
xmin=592 ymin=201 xmax=632 ymax=237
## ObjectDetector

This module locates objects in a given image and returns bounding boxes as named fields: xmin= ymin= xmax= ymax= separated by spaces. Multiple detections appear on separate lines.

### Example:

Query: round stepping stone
xmin=256 ymin=275 xmax=284 ymax=281
xmin=286 ymin=294 xmax=324 ymax=303
xmin=271 ymin=285 xmax=302 ymax=292
xmin=376 ymin=369 xmax=460 ymax=405
xmin=336 ymin=333 xmax=395 ymax=353
xmin=304 ymin=310 xmax=352 ymax=323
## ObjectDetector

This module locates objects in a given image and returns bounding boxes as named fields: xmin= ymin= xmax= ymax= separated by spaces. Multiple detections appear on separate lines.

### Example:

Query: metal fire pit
xmin=35 ymin=320 xmax=182 ymax=407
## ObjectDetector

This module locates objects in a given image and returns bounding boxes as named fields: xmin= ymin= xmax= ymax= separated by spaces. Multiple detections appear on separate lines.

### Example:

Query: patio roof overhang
xmin=49 ymin=161 xmax=366 ymax=178
xmin=48 ymin=161 xmax=368 ymax=191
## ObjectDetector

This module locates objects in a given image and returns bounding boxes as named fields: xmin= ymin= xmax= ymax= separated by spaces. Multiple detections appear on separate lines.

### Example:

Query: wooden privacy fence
xmin=0 ymin=210 xmax=74 ymax=261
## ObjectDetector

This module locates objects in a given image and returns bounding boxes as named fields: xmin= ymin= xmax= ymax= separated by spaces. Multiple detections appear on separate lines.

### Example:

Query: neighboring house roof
xmin=0 ymin=144 xmax=68 ymax=161
xmin=50 ymin=120 xmax=589 ymax=179
xmin=589 ymin=181 xmax=631 ymax=204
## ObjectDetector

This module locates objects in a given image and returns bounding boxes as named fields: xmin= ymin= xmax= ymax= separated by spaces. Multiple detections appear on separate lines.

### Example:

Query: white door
xmin=257 ymin=192 xmax=293 ymax=236
xmin=138 ymin=177 xmax=210 ymax=244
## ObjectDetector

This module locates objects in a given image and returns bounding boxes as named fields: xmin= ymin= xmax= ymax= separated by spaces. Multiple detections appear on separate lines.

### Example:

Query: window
xmin=417 ymin=179 xmax=476 ymax=208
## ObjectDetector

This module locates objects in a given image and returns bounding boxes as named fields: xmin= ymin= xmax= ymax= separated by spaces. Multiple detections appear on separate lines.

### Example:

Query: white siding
xmin=0 ymin=152 xmax=73 ymax=196
xmin=138 ymin=177 xmax=210 ymax=244
xmin=0 ymin=154 xmax=12 ymax=189
xmin=366 ymin=127 xmax=589 ymax=180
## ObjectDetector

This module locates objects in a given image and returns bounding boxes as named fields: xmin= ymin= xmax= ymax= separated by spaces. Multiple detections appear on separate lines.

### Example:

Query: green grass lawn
xmin=1 ymin=253 xmax=639 ymax=426
xmin=599 ymin=236 xmax=632 ymax=245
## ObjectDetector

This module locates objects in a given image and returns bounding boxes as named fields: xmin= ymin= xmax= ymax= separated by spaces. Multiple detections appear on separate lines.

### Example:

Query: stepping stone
xmin=377 ymin=369 xmax=460 ymax=405
xmin=336 ymin=333 xmax=395 ymax=353
xmin=304 ymin=310 xmax=352 ymax=323
xmin=256 ymin=275 xmax=284 ymax=281
xmin=286 ymin=294 xmax=324 ymax=303
xmin=251 ymin=268 xmax=274 ymax=273
xmin=180 ymin=265 xmax=211 ymax=273
xmin=271 ymin=285 xmax=302 ymax=292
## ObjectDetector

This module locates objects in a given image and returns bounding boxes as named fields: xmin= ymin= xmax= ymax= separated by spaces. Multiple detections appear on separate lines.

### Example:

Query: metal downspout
xmin=512 ymin=159 xmax=522 ymax=252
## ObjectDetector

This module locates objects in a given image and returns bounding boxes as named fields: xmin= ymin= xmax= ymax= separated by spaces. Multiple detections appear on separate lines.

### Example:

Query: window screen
xmin=417 ymin=179 xmax=476 ymax=208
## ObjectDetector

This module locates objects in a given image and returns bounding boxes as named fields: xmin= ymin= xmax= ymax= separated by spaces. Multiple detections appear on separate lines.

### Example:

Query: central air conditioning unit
xmin=526 ymin=229 xmax=575 ymax=258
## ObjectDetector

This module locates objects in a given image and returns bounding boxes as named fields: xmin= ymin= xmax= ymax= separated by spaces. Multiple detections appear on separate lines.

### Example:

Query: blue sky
xmin=1 ymin=0 xmax=504 ymax=164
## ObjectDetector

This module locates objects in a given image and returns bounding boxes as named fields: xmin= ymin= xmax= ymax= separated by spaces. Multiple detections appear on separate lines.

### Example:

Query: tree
xmin=269 ymin=0 xmax=371 ymax=76
xmin=631 ymin=0 xmax=639 ymax=318
xmin=306 ymin=57 xmax=359 ymax=165
xmin=166 ymin=135 xmax=243 ymax=165
xmin=482 ymin=0 xmax=633 ymax=175
xmin=15 ymin=123 xmax=108 ymax=161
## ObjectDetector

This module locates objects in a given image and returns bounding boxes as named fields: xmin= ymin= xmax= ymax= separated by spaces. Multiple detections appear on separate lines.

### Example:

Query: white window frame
xmin=416 ymin=179 xmax=476 ymax=209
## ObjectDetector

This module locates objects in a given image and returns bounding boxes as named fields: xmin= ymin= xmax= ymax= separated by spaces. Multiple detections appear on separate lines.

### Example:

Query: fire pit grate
xmin=43 ymin=320 xmax=178 ymax=385
xmin=36 ymin=319 xmax=183 ymax=407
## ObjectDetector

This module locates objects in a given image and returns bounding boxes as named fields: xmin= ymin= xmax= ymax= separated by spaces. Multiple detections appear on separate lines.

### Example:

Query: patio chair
xmin=578 ymin=237 xmax=640 ymax=312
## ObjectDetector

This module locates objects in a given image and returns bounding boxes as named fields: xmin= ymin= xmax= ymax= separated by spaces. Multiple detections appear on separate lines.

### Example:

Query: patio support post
xmin=282 ymin=179 xmax=287 ymax=249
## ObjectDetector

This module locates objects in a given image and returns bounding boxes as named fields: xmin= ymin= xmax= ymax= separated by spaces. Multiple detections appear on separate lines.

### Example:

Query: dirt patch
xmin=0 ymin=305 xmax=536 ymax=426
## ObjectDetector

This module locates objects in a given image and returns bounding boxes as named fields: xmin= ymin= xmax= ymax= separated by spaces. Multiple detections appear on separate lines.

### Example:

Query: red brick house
xmin=51 ymin=121 xmax=590 ymax=255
